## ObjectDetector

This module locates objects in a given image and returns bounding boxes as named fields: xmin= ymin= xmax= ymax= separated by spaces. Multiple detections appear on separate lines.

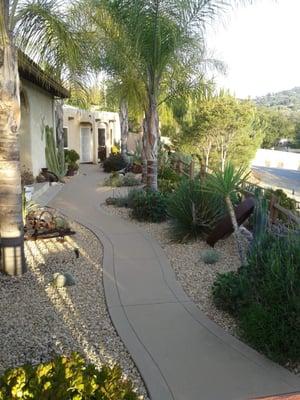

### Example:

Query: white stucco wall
xmin=63 ymin=106 xmax=121 ymax=163
xmin=19 ymin=79 xmax=55 ymax=176
xmin=252 ymin=149 xmax=300 ymax=171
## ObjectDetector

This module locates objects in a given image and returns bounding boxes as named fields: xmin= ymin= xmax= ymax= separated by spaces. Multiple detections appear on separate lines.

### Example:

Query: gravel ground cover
xmin=0 ymin=212 xmax=148 ymax=399
xmin=102 ymin=203 xmax=239 ymax=334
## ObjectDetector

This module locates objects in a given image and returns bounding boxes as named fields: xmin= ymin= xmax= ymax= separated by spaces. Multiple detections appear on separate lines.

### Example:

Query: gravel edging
xmin=0 ymin=213 xmax=148 ymax=399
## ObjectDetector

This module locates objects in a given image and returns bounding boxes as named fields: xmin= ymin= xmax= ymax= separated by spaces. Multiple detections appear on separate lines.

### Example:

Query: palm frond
xmin=14 ymin=0 xmax=89 ymax=88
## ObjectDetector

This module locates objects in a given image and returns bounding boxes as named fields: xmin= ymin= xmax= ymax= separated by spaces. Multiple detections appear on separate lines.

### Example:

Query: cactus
xmin=45 ymin=126 xmax=67 ymax=180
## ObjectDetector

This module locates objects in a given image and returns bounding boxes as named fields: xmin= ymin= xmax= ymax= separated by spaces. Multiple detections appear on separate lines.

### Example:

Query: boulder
xmin=53 ymin=272 xmax=75 ymax=288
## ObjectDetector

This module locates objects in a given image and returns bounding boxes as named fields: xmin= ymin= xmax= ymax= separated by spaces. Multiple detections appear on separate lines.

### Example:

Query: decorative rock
xmin=64 ymin=272 xmax=76 ymax=286
xmin=53 ymin=272 xmax=75 ymax=287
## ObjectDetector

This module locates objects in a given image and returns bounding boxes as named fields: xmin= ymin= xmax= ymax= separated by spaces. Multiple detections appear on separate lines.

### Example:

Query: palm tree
xmin=104 ymin=77 xmax=146 ymax=159
xmin=89 ymin=0 xmax=230 ymax=190
xmin=0 ymin=0 xmax=86 ymax=275
xmin=206 ymin=162 xmax=250 ymax=265
xmin=0 ymin=0 xmax=25 ymax=275
xmin=84 ymin=3 xmax=147 ymax=158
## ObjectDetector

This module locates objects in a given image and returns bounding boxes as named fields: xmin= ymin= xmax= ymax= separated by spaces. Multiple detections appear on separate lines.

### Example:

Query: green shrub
xmin=0 ymin=353 xmax=138 ymax=400
xmin=126 ymin=189 xmax=143 ymax=208
xmin=212 ymin=271 xmax=247 ymax=316
xmin=104 ymin=173 xmax=140 ymax=187
xmin=104 ymin=172 xmax=124 ymax=187
xmin=212 ymin=232 xmax=300 ymax=363
xmin=157 ymin=165 xmax=182 ymax=194
xmin=158 ymin=166 xmax=181 ymax=182
xmin=103 ymin=154 xmax=127 ymax=172
xmin=65 ymin=149 xmax=80 ymax=164
xmin=123 ymin=173 xmax=140 ymax=187
xmin=115 ymin=196 xmax=131 ymax=208
xmin=158 ymin=178 xmax=179 ymax=194
xmin=131 ymin=190 xmax=167 ymax=222
xmin=64 ymin=149 xmax=80 ymax=174
xmin=201 ymin=249 xmax=220 ymax=265
xmin=167 ymin=179 xmax=225 ymax=242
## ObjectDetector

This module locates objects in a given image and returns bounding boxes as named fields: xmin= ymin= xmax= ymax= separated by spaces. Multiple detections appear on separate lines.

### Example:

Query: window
xmin=98 ymin=128 xmax=106 ymax=146
xmin=63 ymin=127 xmax=68 ymax=148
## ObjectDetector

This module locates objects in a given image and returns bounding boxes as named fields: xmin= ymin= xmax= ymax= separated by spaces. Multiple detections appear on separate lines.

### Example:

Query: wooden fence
xmin=174 ymin=159 xmax=196 ymax=179
xmin=241 ymin=183 xmax=300 ymax=226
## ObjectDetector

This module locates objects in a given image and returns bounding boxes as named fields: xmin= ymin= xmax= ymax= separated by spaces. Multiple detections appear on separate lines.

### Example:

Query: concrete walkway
xmin=48 ymin=165 xmax=300 ymax=400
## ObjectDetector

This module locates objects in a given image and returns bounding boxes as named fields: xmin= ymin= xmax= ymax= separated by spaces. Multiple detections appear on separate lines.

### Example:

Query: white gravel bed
xmin=0 ymin=213 xmax=148 ymax=399
xmin=102 ymin=203 xmax=239 ymax=334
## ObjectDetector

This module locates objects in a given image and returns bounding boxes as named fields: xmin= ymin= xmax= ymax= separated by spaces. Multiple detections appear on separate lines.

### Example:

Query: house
xmin=18 ymin=51 xmax=69 ymax=177
xmin=63 ymin=105 xmax=121 ymax=163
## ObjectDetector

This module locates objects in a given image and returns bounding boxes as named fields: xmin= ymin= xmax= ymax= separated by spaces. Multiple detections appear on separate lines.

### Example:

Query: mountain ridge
xmin=254 ymin=86 xmax=300 ymax=110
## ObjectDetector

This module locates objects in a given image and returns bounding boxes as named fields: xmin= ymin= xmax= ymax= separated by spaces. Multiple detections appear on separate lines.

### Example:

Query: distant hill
xmin=254 ymin=87 xmax=300 ymax=111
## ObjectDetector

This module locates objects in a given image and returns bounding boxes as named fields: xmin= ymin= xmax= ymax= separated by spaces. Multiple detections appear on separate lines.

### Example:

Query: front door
xmin=80 ymin=127 xmax=92 ymax=162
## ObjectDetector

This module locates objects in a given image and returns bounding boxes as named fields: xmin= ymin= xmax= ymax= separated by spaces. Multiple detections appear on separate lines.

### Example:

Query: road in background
xmin=251 ymin=166 xmax=300 ymax=202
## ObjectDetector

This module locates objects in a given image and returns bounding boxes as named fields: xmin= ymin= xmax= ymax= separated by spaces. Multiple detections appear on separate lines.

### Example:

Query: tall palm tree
xmin=92 ymin=0 xmax=233 ymax=190
xmin=0 ymin=0 xmax=86 ymax=275
xmin=88 ymin=0 xmax=228 ymax=190
xmin=0 ymin=0 xmax=25 ymax=275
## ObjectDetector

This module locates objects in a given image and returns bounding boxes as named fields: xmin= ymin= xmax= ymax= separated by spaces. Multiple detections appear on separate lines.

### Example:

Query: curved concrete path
xmin=48 ymin=165 xmax=300 ymax=400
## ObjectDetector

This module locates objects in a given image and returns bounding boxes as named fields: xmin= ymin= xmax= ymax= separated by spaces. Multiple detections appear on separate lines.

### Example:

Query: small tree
xmin=206 ymin=163 xmax=250 ymax=265
xmin=176 ymin=94 xmax=265 ymax=172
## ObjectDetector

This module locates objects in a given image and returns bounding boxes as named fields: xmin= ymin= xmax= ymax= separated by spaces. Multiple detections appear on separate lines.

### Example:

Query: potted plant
xmin=64 ymin=149 xmax=80 ymax=176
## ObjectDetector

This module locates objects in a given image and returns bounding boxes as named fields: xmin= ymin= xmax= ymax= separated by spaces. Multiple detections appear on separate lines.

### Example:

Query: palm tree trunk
xmin=146 ymin=91 xmax=159 ymax=191
xmin=0 ymin=40 xmax=26 ymax=275
xmin=225 ymin=195 xmax=246 ymax=266
xmin=142 ymin=114 xmax=148 ymax=184
xmin=119 ymin=97 xmax=128 ymax=158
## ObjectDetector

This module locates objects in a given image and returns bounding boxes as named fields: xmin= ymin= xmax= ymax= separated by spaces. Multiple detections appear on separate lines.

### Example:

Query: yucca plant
xmin=167 ymin=178 xmax=225 ymax=242
xmin=206 ymin=162 xmax=250 ymax=265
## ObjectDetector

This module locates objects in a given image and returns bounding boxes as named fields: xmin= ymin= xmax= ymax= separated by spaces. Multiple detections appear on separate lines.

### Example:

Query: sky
xmin=207 ymin=0 xmax=300 ymax=99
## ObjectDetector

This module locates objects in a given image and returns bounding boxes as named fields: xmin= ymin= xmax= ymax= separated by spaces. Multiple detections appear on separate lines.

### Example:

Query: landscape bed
xmin=102 ymin=199 xmax=300 ymax=376
xmin=0 ymin=213 xmax=148 ymax=400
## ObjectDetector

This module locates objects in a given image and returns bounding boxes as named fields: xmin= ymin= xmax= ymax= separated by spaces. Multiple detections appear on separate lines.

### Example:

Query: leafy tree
xmin=176 ymin=94 xmax=265 ymax=171
xmin=259 ymin=108 xmax=297 ymax=148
